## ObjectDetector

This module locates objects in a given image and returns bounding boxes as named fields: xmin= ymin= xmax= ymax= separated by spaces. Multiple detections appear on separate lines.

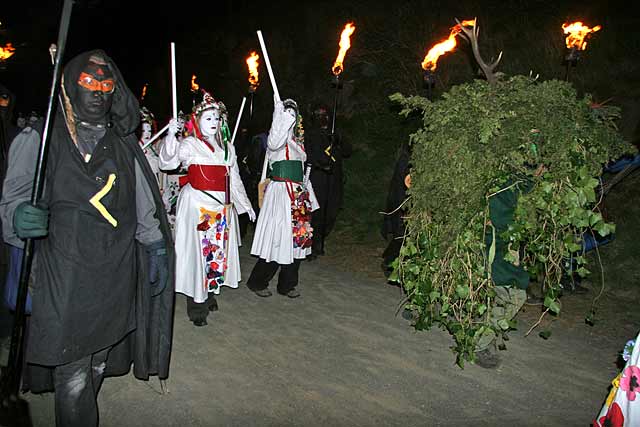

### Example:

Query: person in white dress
xmin=138 ymin=107 xmax=161 ymax=182
xmin=248 ymin=97 xmax=318 ymax=298
xmin=160 ymin=90 xmax=255 ymax=326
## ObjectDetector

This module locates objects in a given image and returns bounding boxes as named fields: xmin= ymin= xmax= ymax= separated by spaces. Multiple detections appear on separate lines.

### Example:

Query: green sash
xmin=269 ymin=160 xmax=304 ymax=182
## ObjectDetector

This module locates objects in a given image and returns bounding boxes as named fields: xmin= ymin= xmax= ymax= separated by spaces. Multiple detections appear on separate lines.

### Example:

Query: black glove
xmin=14 ymin=201 xmax=49 ymax=239
xmin=145 ymin=240 xmax=168 ymax=297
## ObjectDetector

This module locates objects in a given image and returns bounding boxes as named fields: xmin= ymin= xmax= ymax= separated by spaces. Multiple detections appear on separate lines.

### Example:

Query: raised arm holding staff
xmin=247 ymin=30 xmax=319 ymax=300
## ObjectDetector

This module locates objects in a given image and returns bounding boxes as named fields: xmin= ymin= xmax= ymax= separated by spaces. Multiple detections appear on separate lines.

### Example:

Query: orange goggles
xmin=77 ymin=72 xmax=115 ymax=94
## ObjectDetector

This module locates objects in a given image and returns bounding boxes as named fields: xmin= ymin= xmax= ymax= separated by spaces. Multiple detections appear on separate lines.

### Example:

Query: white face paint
xmin=284 ymin=107 xmax=297 ymax=139
xmin=284 ymin=107 xmax=297 ymax=120
xmin=141 ymin=122 xmax=153 ymax=143
xmin=198 ymin=108 xmax=221 ymax=139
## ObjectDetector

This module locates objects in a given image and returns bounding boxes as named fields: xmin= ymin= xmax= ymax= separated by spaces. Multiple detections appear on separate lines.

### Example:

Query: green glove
xmin=14 ymin=201 xmax=49 ymax=239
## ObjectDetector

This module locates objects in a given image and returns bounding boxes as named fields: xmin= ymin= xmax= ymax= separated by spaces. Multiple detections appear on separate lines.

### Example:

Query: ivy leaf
xmin=543 ymin=296 xmax=561 ymax=314
xmin=429 ymin=291 xmax=441 ymax=302
xmin=497 ymin=319 xmax=510 ymax=330
xmin=477 ymin=304 xmax=487 ymax=315
xmin=594 ymin=221 xmax=614 ymax=237
xmin=589 ymin=212 xmax=603 ymax=227
xmin=576 ymin=267 xmax=590 ymax=277
xmin=583 ymin=186 xmax=596 ymax=203
xmin=456 ymin=285 xmax=470 ymax=299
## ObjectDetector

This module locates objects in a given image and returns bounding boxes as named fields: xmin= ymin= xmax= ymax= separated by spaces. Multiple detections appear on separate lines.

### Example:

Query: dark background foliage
xmin=2 ymin=0 xmax=639 ymax=246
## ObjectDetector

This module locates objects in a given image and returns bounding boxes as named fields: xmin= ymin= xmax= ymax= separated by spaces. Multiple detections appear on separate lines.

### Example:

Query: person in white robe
xmin=139 ymin=107 xmax=161 ymax=182
xmin=248 ymin=97 xmax=318 ymax=298
xmin=160 ymin=90 xmax=255 ymax=326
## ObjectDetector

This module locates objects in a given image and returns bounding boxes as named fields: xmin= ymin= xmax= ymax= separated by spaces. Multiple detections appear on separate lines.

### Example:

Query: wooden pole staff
xmin=256 ymin=30 xmax=280 ymax=103
xmin=171 ymin=42 xmax=177 ymax=119
xmin=230 ymin=97 xmax=246 ymax=145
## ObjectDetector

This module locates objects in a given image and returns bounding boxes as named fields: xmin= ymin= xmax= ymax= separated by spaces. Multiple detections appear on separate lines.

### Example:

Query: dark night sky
xmin=2 ymin=1 xmax=214 ymax=116
xmin=1 ymin=0 xmax=295 ymax=126
xmin=2 ymin=0 xmax=639 ymax=136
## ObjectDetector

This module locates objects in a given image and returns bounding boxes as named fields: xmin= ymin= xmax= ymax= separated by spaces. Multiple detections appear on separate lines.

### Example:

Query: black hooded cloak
xmin=22 ymin=50 xmax=175 ymax=391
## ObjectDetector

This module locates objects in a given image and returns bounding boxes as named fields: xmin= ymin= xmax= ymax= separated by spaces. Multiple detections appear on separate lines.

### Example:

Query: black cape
xmin=24 ymin=50 xmax=175 ymax=392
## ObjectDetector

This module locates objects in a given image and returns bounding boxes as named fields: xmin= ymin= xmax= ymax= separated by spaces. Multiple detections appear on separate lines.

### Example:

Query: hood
xmin=63 ymin=49 xmax=140 ymax=137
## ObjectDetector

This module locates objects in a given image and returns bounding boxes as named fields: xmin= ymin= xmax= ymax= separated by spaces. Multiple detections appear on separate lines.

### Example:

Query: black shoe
xmin=475 ymin=349 xmax=501 ymax=369
xmin=208 ymin=298 xmax=219 ymax=312
xmin=192 ymin=318 xmax=208 ymax=327
xmin=285 ymin=289 xmax=300 ymax=298
xmin=253 ymin=288 xmax=273 ymax=298
xmin=401 ymin=308 xmax=414 ymax=321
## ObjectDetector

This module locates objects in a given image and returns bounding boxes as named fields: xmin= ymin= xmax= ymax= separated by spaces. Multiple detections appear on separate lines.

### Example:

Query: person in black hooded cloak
xmin=0 ymin=50 xmax=175 ymax=427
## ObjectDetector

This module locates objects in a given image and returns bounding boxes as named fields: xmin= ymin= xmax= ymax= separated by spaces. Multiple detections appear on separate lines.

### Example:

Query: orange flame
xmin=141 ymin=83 xmax=148 ymax=101
xmin=562 ymin=21 xmax=602 ymax=50
xmin=191 ymin=74 xmax=199 ymax=92
xmin=246 ymin=51 xmax=260 ymax=88
xmin=0 ymin=43 xmax=16 ymax=61
xmin=332 ymin=22 xmax=356 ymax=76
xmin=421 ymin=19 xmax=476 ymax=71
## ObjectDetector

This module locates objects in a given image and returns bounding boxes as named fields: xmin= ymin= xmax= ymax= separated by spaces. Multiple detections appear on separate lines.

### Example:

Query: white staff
xmin=256 ymin=30 xmax=280 ymax=102
xmin=171 ymin=42 xmax=177 ymax=119
xmin=230 ymin=97 xmax=246 ymax=145
xmin=142 ymin=42 xmax=177 ymax=151
xmin=141 ymin=123 xmax=170 ymax=151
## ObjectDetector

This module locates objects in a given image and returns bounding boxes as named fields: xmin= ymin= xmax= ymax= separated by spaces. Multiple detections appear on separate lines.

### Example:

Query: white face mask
xmin=141 ymin=122 xmax=153 ymax=142
xmin=284 ymin=107 xmax=297 ymax=121
xmin=198 ymin=109 xmax=221 ymax=139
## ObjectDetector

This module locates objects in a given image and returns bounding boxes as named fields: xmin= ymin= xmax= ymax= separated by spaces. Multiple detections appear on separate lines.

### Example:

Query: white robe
xmin=140 ymin=139 xmax=161 ymax=183
xmin=251 ymin=108 xmax=319 ymax=265
xmin=159 ymin=133 xmax=252 ymax=303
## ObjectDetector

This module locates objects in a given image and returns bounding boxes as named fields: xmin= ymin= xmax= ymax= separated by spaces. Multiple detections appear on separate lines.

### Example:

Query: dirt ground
xmin=18 ymin=232 xmax=635 ymax=427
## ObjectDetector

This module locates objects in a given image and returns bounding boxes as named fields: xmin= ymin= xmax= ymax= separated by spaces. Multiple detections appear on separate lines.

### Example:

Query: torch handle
xmin=230 ymin=97 xmax=247 ymax=145
xmin=171 ymin=42 xmax=177 ymax=120
xmin=331 ymin=75 xmax=340 ymax=136
xmin=256 ymin=30 xmax=280 ymax=103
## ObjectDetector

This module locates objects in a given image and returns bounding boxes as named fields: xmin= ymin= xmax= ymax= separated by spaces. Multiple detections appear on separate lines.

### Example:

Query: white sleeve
xmin=267 ymin=104 xmax=296 ymax=151
xmin=228 ymin=147 xmax=253 ymax=214
xmin=158 ymin=133 xmax=182 ymax=171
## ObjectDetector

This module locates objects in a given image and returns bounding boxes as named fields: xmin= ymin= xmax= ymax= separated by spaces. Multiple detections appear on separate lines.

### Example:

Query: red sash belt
xmin=182 ymin=164 xmax=227 ymax=191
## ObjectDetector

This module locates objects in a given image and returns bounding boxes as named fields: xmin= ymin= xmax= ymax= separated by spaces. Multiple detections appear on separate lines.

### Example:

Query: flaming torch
xmin=421 ymin=19 xmax=475 ymax=98
xmin=330 ymin=22 xmax=356 ymax=136
xmin=0 ymin=42 xmax=16 ymax=65
xmin=140 ymin=83 xmax=148 ymax=103
xmin=562 ymin=21 xmax=602 ymax=81
xmin=190 ymin=74 xmax=200 ymax=108
xmin=246 ymin=51 xmax=260 ymax=120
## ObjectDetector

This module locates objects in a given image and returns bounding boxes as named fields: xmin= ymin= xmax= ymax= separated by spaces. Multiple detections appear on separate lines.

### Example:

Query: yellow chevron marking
xmin=89 ymin=173 xmax=118 ymax=227
xmin=324 ymin=144 xmax=336 ymax=162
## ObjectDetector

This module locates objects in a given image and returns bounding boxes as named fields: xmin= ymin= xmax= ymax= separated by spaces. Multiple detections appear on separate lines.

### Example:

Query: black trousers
xmin=311 ymin=209 xmax=326 ymax=255
xmin=186 ymin=293 xmax=218 ymax=322
xmin=247 ymin=258 xmax=301 ymax=295
xmin=53 ymin=346 xmax=110 ymax=427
